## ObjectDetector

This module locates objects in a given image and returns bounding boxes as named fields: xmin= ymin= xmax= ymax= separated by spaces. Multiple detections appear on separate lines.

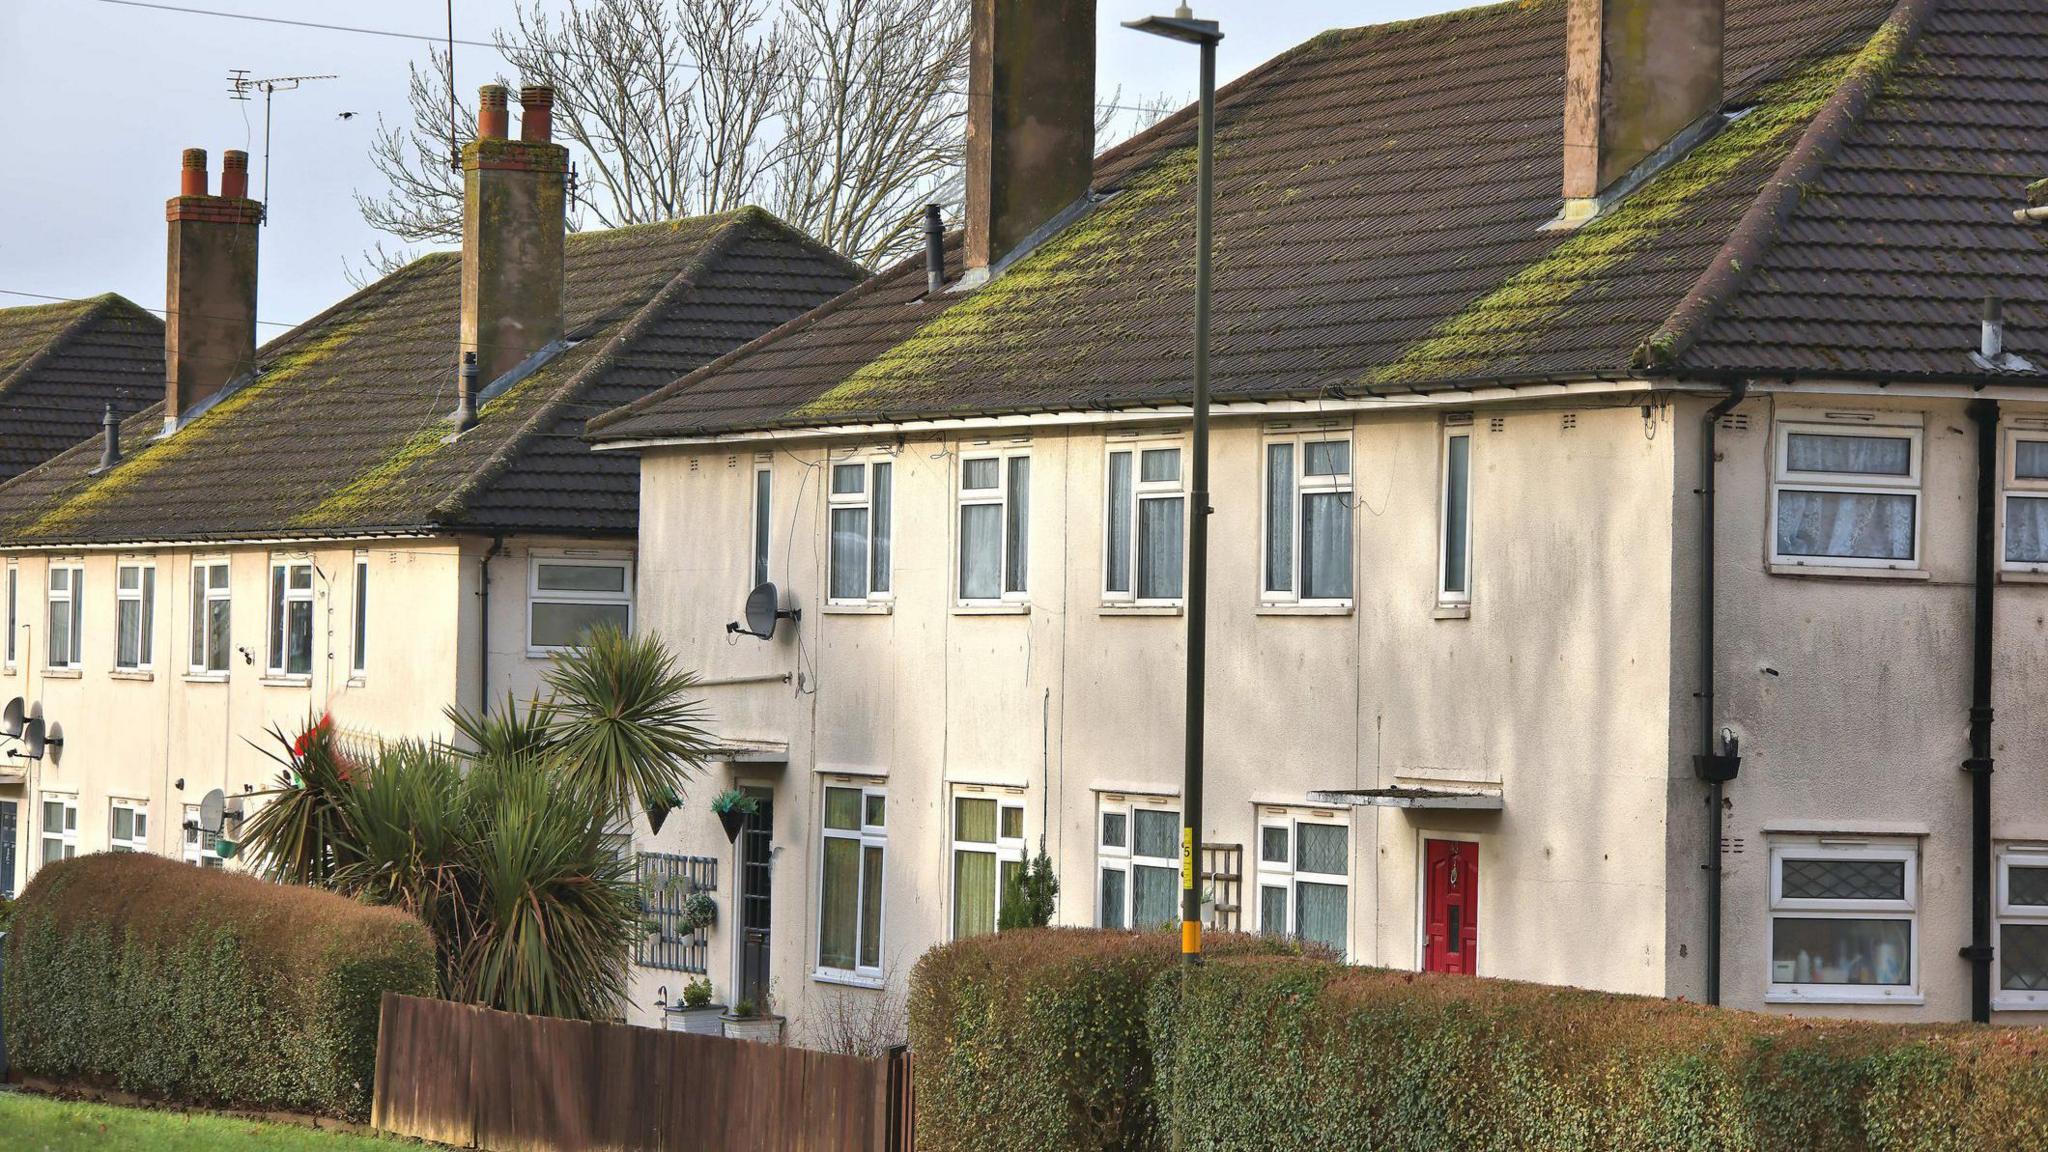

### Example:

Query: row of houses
xmin=3 ymin=0 xmax=2047 ymax=1034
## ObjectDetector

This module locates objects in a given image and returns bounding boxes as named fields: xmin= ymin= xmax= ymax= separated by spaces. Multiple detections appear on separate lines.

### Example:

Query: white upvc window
xmin=817 ymin=784 xmax=886 ymax=979
xmin=1995 ymin=846 xmax=2048 ymax=1009
xmin=47 ymin=564 xmax=82 ymax=669
xmin=40 ymin=794 xmax=77 ymax=865
xmin=1767 ymin=838 xmax=1918 ymax=1003
xmin=109 ymin=799 xmax=149 ymax=853
xmin=950 ymin=789 xmax=1026 ymax=939
xmin=1097 ymin=794 xmax=1181 ymax=931
xmin=957 ymin=448 xmax=1030 ymax=604
xmin=1255 ymin=807 xmax=1351 ymax=959
xmin=752 ymin=463 xmax=773 ymax=588
xmin=115 ymin=562 xmax=155 ymax=670
xmin=1104 ymin=440 xmax=1186 ymax=604
xmin=182 ymin=804 xmax=224 ymax=868
xmin=528 ymin=556 xmax=633 ymax=653
xmin=1439 ymin=419 xmax=1473 ymax=605
xmin=189 ymin=559 xmax=231 ymax=674
xmin=5 ymin=562 xmax=17 ymax=668
xmin=267 ymin=557 xmax=314 ymax=677
xmin=2002 ymin=429 xmax=2048 ymax=572
xmin=1262 ymin=433 xmax=1353 ymax=605
xmin=1770 ymin=419 xmax=1923 ymax=568
xmin=351 ymin=551 xmax=369 ymax=677
xmin=827 ymin=457 xmax=893 ymax=603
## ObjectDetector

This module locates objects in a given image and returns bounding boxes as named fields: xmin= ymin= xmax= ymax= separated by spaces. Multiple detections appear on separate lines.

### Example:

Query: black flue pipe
xmin=924 ymin=204 xmax=945 ymax=297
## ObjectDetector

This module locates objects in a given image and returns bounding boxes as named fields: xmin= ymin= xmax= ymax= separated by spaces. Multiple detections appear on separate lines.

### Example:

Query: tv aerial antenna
xmin=227 ymin=70 xmax=338 ymax=223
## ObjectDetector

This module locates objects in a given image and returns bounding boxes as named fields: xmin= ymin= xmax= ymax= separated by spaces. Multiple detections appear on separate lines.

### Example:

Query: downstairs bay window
xmin=1767 ymin=839 xmax=1917 ymax=1003
xmin=817 ymin=784 xmax=886 ymax=980
xmin=1098 ymin=795 xmax=1181 ymax=931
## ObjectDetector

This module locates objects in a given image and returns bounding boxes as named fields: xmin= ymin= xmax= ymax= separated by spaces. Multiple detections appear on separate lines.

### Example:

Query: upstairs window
xmin=828 ymin=458 xmax=893 ymax=603
xmin=1105 ymin=443 xmax=1186 ymax=604
xmin=529 ymin=557 xmax=633 ymax=652
xmin=109 ymin=799 xmax=148 ymax=853
xmin=1767 ymin=839 xmax=1917 ymax=1003
xmin=5 ymin=563 xmax=16 ymax=668
xmin=752 ymin=463 xmax=773 ymax=588
xmin=1263 ymin=435 xmax=1353 ymax=604
xmin=1439 ymin=422 xmax=1472 ymax=605
xmin=951 ymin=791 xmax=1025 ymax=938
xmin=268 ymin=559 xmax=314 ymax=677
xmin=47 ymin=564 xmax=82 ymax=669
xmin=958 ymin=450 xmax=1030 ymax=604
xmin=1098 ymin=795 xmax=1181 ymax=931
xmin=189 ymin=560 xmax=231 ymax=674
xmin=116 ymin=562 xmax=155 ymax=670
xmin=351 ymin=552 xmax=369 ymax=677
xmin=2004 ymin=432 xmax=2048 ymax=572
xmin=1771 ymin=422 xmax=1921 ymax=568
xmin=817 ymin=784 xmax=886 ymax=978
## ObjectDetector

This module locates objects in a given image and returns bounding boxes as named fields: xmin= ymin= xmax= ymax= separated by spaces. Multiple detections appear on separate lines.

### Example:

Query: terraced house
xmin=589 ymin=0 xmax=2048 ymax=1030
xmin=0 ymin=89 xmax=859 ymax=899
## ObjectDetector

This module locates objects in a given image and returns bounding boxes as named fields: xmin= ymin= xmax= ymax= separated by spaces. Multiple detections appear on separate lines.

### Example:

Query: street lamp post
xmin=1124 ymin=6 xmax=1222 ymax=966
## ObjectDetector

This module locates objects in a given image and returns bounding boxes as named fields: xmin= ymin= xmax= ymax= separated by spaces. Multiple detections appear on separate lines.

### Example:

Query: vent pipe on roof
xmin=1983 ymin=295 xmax=2005 ymax=360
xmin=963 ymin=0 xmax=1098 ymax=276
xmin=92 ymin=405 xmax=122 ymax=474
xmin=451 ymin=351 xmax=480 ymax=432
xmin=1563 ymin=0 xmax=1724 ymax=217
xmin=164 ymin=147 xmax=262 ymax=432
xmin=459 ymin=83 xmax=567 ymax=398
xmin=924 ymin=204 xmax=946 ymax=296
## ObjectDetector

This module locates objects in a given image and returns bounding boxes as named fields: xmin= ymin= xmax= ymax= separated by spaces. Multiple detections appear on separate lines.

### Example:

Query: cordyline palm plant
xmin=239 ymin=625 xmax=714 ymax=1021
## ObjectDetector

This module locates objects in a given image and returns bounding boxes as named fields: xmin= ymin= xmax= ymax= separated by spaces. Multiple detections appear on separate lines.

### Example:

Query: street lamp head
xmin=1122 ymin=11 xmax=1222 ymax=45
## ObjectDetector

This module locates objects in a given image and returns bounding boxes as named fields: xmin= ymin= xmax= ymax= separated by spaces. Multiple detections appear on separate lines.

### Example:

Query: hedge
xmin=0 ymin=852 xmax=436 ymax=1120
xmin=907 ymin=928 xmax=1302 ymax=1152
xmin=911 ymin=932 xmax=2048 ymax=1152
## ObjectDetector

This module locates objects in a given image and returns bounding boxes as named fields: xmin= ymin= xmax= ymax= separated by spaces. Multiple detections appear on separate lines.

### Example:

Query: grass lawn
xmin=0 ymin=1090 xmax=414 ymax=1151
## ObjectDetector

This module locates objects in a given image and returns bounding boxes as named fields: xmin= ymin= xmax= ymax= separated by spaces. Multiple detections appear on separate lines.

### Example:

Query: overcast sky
xmin=1 ymin=0 xmax=1462 ymax=330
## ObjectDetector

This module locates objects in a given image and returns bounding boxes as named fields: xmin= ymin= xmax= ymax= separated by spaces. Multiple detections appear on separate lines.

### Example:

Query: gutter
xmin=1965 ymin=398 xmax=1999 ymax=1022
xmin=1693 ymin=380 xmax=1749 ymax=1006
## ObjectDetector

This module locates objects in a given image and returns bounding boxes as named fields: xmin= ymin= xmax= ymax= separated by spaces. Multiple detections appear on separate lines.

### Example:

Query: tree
xmin=997 ymin=845 xmax=1060 ymax=931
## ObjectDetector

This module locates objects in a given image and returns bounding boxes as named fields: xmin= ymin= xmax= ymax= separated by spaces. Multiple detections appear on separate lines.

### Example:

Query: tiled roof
xmin=591 ymin=0 xmax=2047 ymax=444
xmin=0 ymin=209 xmax=861 ymax=546
xmin=0 ymin=295 xmax=164 ymax=482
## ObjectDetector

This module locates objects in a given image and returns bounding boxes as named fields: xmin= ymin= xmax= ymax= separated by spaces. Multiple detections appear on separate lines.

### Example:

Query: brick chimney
xmin=164 ymin=148 xmax=261 ymax=426
xmin=460 ymin=84 xmax=569 ymax=398
xmin=1563 ymin=0 xmax=1724 ymax=213
xmin=963 ymin=0 xmax=1098 ymax=277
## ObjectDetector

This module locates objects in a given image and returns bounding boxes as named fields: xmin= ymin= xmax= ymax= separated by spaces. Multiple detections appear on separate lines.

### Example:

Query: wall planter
xmin=665 ymin=1004 xmax=728 ymax=1036
xmin=722 ymin=1013 xmax=785 ymax=1044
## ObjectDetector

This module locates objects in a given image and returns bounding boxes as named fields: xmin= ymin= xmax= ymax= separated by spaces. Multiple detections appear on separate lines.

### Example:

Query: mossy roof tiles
xmin=0 ymin=295 xmax=165 ymax=483
xmin=591 ymin=0 xmax=2046 ymax=444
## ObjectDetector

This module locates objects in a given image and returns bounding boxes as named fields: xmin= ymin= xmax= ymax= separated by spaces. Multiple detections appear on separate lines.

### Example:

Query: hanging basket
xmin=646 ymin=797 xmax=673 ymax=836
xmin=718 ymin=807 xmax=748 ymax=843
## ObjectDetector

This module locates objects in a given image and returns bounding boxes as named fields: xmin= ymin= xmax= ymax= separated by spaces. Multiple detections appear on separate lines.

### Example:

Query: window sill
xmin=1994 ymin=997 xmax=2048 ymax=1012
xmin=347 ymin=675 xmax=366 ymax=687
xmin=1767 ymin=562 xmax=1930 ymax=581
xmin=182 ymin=672 xmax=229 ymax=684
xmin=1099 ymin=603 xmax=1183 ymax=617
xmin=42 ymin=667 xmax=81 ymax=679
xmin=811 ymin=968 xmax=887 ymax=990
xmin=953 ymin=603 xmax=1029 ymax=616
xmin=1432 ymin=604 xmax=1471 ymax=620
xmin=1256 ymin=603 xmax=1354 ymax=616
xmin=110 ymin=670 xmax=155 ymax=682
xmin=822 ymin=601 xmax=894 ymax=615
xmin=259 ymin=675 xmax=312 ymax=687
xmin=2001 ymin=570 xmax=2048 ymax=585
xmin=1764 ymin=990 xmax=1922 ymax=1006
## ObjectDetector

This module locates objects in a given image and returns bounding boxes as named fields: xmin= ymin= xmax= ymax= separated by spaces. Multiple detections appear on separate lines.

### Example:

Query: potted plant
xmin=680 ymin=891 xmax=717 ymax=935
xmin=722 ymin=986 xmax=784 ymax=1044
xmin=667 ymin=977 xmax=725 ymax=1036
xmin=711 ymin=789 xmax=758 ymax=843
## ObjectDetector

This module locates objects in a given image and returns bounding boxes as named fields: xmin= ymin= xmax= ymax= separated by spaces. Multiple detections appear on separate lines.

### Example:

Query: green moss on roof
xmin=1358 ymin=25 xmax=1901 ymax=388
xmin=0 ymin=296 xmax=102 ymax=381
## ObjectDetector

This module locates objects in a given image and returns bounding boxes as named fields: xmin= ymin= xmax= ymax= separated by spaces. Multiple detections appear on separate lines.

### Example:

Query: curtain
xmin=1266 ymin=444 xmax=1294 ymax=591
xmin=1102 ymin=811 xmax=1127 ymax=849
xmin=956 ymin=797 xmax=997 ymax=843
xmin=1141 ymin=448 xmax=1181 ymax=483
xmin=954 ymin=850 xmax=996 ymax=938
xmin=1305 ymin=440 xmax=1350 ymax=476
xmin=118 ymin=599 xmax=141 ymax=668
xmin=1100 ymin=868 xmax=1127 ymax=929
xmin=1301 ymin=492 xmax=1353 ymax=599
xmin=1443 ymin=434 xmax=1470 ymax=594
xmin=1133 ymin=809 xmax=1179 ymax=860
xmin=1134 ymin=865 xmax=1177 ymax=929
xmin=1138 ymin=497 xmax=1185 ymax=600
xmin=2011 ymin=495 xmax=2048 ymax=563
xmin=190 ymin=576 xmax=207 ymax=667
xmin=959 ymin=504 xmax=1002 ymax=599
xmin=268 ymin=566 xmax=285 ymax=669
xmin=207 ymin=599 xmax=231 ymax=670
xmin=1261 ymin=825 xmax=1289 ymax=865
xmin=819 ymin=837 xmax=860 ymax=969
xmin=1005 ymin=457 xmax=1031 ymax=593
xmin=1297 ymin=823 xmax=1348 ymax=875
xmin=831 ymin=507 xmax=869 ymax=599
xmin=1260 ymin=884 xmax=1288 ymax=937
xmin=1786 ymin=432 xmax=1910 ymax=476
xmin=824 ymin=787 xmax=862 ymax=831
xmin=753 ymin=469 xmax=772 ymax=587
xmin=859 ymin=844 xmax=884 ymax=968
xmin=871 ymin=463 xmax=892 ymax=594
xmin=2019 ymin=440 xmax=2048 ymax=480
xmin=1297 ymin=882 xmax=1347 ymax=955
xmin=1105 ymin=452 xmax=1133 ymax=593
xmin=1775 ymin=490 xmax=1914 ymax=560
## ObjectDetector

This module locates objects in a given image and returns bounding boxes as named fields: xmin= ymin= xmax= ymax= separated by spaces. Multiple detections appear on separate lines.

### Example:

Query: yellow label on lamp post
xmin=1181 ymin=827 xmax=1195 ymax=890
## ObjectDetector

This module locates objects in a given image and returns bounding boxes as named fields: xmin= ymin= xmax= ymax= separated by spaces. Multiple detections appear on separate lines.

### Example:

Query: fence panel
xmin=373 ymin=993 xmax=906 ymax=1152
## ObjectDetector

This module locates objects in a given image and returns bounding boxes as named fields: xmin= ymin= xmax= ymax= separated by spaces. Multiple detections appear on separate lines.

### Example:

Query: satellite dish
xmin=725 ymin=582 xmax=800 ymax=640
xmin=23 ymin=716 xmax=44 ymax=760
xmin=199 ymin=789 xmax=227 ymax=835
xmin=43 ymin=721 xmax=62 ymax=766
xmin=0 ymin=697 xmax=22 ymax=739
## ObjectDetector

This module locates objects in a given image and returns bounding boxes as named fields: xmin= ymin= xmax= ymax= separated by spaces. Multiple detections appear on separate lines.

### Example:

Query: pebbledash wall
xmin=622 ymin=395 xmax=1704 ymax=1034
xmin=0 ymin=534 xmax=631 ymax=891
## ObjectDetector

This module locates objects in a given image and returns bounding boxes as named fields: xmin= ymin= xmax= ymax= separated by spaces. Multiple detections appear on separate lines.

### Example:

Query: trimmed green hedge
xmin=0 ymin=852 xmax=436 ymax=1120
xmin=911 ymin=932 xmax=2048 ymax=1152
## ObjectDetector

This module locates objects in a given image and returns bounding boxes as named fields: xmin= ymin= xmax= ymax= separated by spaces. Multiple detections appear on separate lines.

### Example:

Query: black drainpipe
xmin=479 ymin=536 xmax=506 ymax=716
xmin=1965 ymin=398 xmax=1998 ymax=1023
xmin=1694 ymin=381 xmax=1748 ymax=1007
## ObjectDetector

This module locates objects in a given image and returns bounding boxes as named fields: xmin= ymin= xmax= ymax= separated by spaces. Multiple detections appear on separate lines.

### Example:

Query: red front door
xmin=1424 ymin=839 xmax=1477 ymax=975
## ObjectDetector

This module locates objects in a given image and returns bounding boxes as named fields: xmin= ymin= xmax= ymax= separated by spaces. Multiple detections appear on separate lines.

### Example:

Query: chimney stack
xmin=1563 ymin=0 xmax=1724 ymax=212
xmin=460 ymin=83 xmax=568 ymax=399
xmin=963 ymin=0 xmax=1098 ymax=275
xmin=165 ymin=147 xmax=262 ymax=428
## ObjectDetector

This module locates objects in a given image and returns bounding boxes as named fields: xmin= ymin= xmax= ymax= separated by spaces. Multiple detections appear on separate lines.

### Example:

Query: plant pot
xmin=721 ymin=1013 xmax=784 ymax=1044
xmin=717 ymin=808 xmax=748 ymax=842
xmin=664 ymin=1004 xmax=727 ymax=1036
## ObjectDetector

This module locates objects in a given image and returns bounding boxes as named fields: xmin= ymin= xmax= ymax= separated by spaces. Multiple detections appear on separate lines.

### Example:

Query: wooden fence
xmin=371 ymin=994 xmax=912 ymax=1152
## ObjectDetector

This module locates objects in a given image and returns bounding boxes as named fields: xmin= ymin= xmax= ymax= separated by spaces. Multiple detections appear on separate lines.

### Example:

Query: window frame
xmin=115 ymin=561 xmax=156 ymax=671
xmin=40 ymin=793 xmax=77 ymax=865
xmin=350 ymin=550 xmax=369 ymax=678
xmin=949 ymin=789 xmax=1027 ymax=939
xmin=189 ymin=559 xmax=232 ymax=675
xmin=46 ymin=563 xmax=83 ymax=669
xmin=109 ymin=798 xmax=149 ymax=853
xmin=1102 ymin=438 xmax=1189 ymax=606
xmin=1994 ymin=845 xmax=2048 ymax=1010
xmin=182 ymin=803 xmax=225 ymax=867
xmin=1096 ymin=794 xmax=1182 ymax=931
xmin=1765 ymin=838 xmax=1920 ymax=1004
xmin=1768 ymin=419 xmax=1924 ymax=570
xmin=2000 ymin=428 xmax=2048 ymax=573
xmin=526 ymin=554 xmax=635 ymax=655
xmin=5 ymin=562 xmax=17 ymax=670
xmin=955 ymin=447 xmax=1031 ymax=606
xmin=1260 ymin=431 xmax=1355 ymax=607
xmin=1438 ymin=421 xmax=1473 ymax=606
xmin=826 ymin=454 xmax=895 ymax=605
xmin=1254 ymin=807 xmax=1352 ymax=959
xmin=752 ymin=462 xmax=773 ymax=589
xmin=815 ymin=783 xmax=888 ymax=981
xmin=267 ymin=556 xmax=315 ymax=678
